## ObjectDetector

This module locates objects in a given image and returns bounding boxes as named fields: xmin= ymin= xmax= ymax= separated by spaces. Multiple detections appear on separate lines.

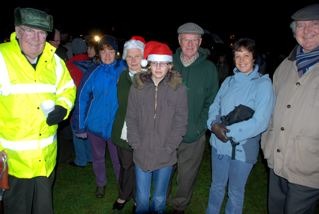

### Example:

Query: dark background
xmin=1 ymin=0 xmax=318 ymax=56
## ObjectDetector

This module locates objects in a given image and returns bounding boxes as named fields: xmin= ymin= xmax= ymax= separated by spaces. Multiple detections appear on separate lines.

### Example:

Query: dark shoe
xmin=172 ymin=209 xmax=185 ymax=214
xmin=132 ymin=203 xmax=136 ymax=213
xmin=112 ymin=199 xmax=127 ymax=210
xmin=95 ymin=186 xmax=105 ymax=198
xmin=69 ymin=161 xmax=85 ymax=168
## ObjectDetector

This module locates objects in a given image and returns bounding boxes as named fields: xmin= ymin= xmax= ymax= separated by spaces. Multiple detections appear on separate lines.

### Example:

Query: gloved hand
xmin=46 ymin=105 xmax=67 ymax=126
xmin=75 ymin=132 xmax=87 ymax=139
xmin=211 ymin=123 xmax=229 ymax=143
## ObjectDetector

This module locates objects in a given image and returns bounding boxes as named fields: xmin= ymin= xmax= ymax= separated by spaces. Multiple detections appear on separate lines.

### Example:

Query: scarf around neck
xmin=296 ymin=45 xmax=319 ymax=77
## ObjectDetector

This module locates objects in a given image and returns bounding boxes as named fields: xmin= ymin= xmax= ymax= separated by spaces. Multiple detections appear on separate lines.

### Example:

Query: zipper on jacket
xmin=154 ymin=86 xmax=158 ymax=119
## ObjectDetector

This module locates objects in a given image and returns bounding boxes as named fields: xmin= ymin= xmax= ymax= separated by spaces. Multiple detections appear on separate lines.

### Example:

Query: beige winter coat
xmin=261 ymin=47 xmax=319 ymax=188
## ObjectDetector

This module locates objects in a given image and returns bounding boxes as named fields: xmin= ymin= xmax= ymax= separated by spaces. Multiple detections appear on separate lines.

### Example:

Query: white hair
xmin=122 ymin=40 xmax=145 ymax=59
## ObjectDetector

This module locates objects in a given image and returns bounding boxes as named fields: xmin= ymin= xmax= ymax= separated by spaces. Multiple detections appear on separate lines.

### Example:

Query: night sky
xmin=1 ymin=0 xmax=318 ymax=55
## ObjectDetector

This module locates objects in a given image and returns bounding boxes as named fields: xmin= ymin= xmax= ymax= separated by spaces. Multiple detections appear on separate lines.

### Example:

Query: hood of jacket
xmin=132 ymin=70 xmax=183 ymax=90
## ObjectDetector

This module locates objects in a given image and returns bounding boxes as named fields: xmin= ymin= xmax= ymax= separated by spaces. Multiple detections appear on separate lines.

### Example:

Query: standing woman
xmin=112 ymin=35 xmax=146 ymax=211
xmin=206 ymin=38 xmax=275 ymax=214
xmin=72 ymin=35 xmax=126 ymax=198
xmin=126 ymin=41 xmax=188 ymax=213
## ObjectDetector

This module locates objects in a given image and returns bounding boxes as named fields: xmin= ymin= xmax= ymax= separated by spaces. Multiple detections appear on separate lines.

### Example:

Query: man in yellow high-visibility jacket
xmin=0 ymin=7 xmax=76 ymax=214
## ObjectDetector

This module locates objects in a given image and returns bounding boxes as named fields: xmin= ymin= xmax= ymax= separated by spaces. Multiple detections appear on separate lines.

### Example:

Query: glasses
xmin=20 ymin=26 xmax=47 ymax=40
xmin=126 ymin=55 xmax=143 ymax=61
xmin=180 ymin=38 xmax=200 ymax=44
xmin=150 ymin=62 xmax=169 ymax=68
xmin=296 ymin=20 xmax=319 ymax=31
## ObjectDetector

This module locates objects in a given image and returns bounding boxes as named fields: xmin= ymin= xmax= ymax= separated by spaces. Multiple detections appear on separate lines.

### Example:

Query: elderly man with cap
xmin=261 ymin=4 xmax=319 ymax=214
xmin=110 ymin=36 xmax=145 ymax=211
xmin=0 ymin=7 xmax=76 ymax=214
xmin=170 ymin=22 xmax=219 ymax=213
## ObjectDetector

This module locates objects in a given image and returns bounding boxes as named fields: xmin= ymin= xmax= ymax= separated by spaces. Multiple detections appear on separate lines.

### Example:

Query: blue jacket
xmin=72 ymin=60 xmax=126 ymax=140
xmin=207 ymin=65 xmax=275 ymax=163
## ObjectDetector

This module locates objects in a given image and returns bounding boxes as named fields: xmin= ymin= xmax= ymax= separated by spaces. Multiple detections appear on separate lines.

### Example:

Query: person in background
xmin=0 ymin=7 xmax=76 ymax=213
xmin=126 ymin=41 xmax=188 ymax=214
xmin=170 ymin=22 xmax=219 ymax=214
xmin=47 ymin=28 xmax=68 ymax=61
xmin=206 ymin=38 xmax=275 ymax=214
xmin=111 ymin=36 xmax=145 ymax=211
xmin=66 ymin=37 xmax=92 ymax=168
xmin=261 ymin=4 xmax=319 ymax=214
xmin=87 ymin=40 xmax=99 ymax=63
xmin=72 ymin=35 xmax=126 ymax=198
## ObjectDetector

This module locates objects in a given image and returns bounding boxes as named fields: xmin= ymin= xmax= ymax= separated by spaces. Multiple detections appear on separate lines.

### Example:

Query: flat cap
xmin=177 ymin=22 xmax=204 ymax=35
xmin=14 ymin=7 xmax=53 ymax=32
xmin=291 ymin=4 xmax=319 ymax=21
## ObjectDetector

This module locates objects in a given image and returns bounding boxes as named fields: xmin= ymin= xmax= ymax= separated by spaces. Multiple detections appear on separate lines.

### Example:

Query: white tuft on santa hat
xmin=122 ymin=35 xmax=146 ymax=59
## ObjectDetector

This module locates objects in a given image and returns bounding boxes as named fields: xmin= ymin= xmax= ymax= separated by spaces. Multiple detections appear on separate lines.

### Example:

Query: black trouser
xmin=3 ymin=171 xmax=55 ymax=214
xmin=268 ymin=169 xmax=319 ymax=214
xmin=117 ymin=146 xmax=135 ymax=201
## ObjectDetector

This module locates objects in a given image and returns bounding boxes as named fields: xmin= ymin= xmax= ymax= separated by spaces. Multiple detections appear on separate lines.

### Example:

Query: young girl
xmin=126 ymin=41 xmax=188 ymax=213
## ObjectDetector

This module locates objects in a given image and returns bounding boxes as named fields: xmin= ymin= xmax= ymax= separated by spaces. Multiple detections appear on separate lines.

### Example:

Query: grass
xmin=53 ymin=135 xmax=269 ymax=214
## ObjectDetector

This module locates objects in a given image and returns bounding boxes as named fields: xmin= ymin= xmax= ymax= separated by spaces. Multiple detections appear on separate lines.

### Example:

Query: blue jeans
xmin=72 ymin=134 xmax=92 ymax=166
xmin=206 ymin=148 xmax=253 ymax=214
xmin=135 ymin=165 xmax=173 ymax=214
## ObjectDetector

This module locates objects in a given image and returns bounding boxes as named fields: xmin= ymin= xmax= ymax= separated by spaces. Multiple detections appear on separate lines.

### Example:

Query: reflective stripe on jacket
xmin=0 ymin=32 xmax=76 ymax=178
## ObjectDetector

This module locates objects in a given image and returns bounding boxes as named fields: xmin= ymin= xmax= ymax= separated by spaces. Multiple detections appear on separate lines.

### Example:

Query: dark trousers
xmin=3 ymin=171 xmax=55 ymax=214
xmin=117 ymin=146 xmax=135 ymax=201
xmin=269 ymin=169 xmax=319 ymax=214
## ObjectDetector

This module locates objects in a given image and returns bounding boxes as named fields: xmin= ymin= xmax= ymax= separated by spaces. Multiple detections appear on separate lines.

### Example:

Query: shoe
xmin=69 ymin=161 xmax=85 ymax=168
xmin=132 ymin=203 xmax=136 ymax=213
xmin=112 ymin=199 xmax=127 ymax=210
xmin=95 ymin=186 xmax=105 ymax=198
xmin=172 ymin=209 xmax=185 ymax=214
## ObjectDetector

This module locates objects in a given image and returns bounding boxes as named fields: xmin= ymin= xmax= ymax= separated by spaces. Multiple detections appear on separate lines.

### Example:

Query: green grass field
xmin=53 ymin=138 xmax=269 ymax=214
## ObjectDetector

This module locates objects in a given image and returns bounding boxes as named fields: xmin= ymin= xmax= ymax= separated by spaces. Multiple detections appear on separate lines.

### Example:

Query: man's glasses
xmin=20 ymin=26 xmax=47 ymax=40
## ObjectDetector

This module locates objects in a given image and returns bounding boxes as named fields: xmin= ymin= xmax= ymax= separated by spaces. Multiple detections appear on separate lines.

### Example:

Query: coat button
xmin=280 ymin=127 xmax=284 ymax=131
xmin=287 ymin=104 xmax=291 ymax=108
xmin=276 ymin=149 xmax=280 ymax=152
xmin=296 ymin=82 xmax=301 ymax=86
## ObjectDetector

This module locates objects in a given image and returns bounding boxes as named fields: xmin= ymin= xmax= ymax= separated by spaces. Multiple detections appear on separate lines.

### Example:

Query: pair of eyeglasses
xmin=150 ymin=62 xmax=169 ymax=68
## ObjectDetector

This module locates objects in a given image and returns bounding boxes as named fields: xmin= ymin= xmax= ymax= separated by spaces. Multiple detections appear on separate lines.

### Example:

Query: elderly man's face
xmin=178 ymin=33 xmax=202 ymax=59
xmin=295 ymin=20 xmax=319 ymax=52
xmin=15 ymin=25 xmax=47 ymax=61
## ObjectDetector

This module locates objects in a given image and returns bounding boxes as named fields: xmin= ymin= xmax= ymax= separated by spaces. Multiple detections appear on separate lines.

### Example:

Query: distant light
xmin=93 ymin=35 xmax=101 ymax=42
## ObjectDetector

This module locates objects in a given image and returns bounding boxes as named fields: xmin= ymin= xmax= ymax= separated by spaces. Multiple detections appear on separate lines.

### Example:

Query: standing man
xmin=261 ymin=4 xmax=319 ymax=214
xmin=171 ymin=22 xmax=219 ymax=213
xmin=0 ymin=7 xmax=76 ymax=214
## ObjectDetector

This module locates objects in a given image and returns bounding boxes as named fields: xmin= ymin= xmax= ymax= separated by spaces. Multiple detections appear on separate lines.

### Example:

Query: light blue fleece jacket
xmin=207 ymin=65 xmax=275 ymax=163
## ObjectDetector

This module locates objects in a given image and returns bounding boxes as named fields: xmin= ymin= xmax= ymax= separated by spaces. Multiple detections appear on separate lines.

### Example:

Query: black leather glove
xmin=46 ymin=105 xmax=67 ymax=126
xmin=211 ymin=123 xmax=229 ymax=142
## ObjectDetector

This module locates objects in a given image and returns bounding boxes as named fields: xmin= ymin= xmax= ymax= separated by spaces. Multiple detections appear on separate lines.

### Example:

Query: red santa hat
xmin=122 ymin=35 xmax=146 ymax=59
xmin=141 ymin=41 xmax=173 ymax=67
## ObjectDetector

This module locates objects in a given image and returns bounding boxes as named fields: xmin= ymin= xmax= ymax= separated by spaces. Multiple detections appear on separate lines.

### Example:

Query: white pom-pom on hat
xmin=141 ymin=59 xmax=148 ymax=67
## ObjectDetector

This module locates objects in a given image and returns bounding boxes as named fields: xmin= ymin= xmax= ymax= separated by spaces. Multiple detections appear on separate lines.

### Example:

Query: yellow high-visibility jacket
xmin=0 ymin=32 xmax=76 ymax=178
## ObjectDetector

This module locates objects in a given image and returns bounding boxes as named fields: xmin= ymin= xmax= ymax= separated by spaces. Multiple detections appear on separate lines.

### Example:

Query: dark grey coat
xmin=126 ymin=70 xmax=188 ymax=171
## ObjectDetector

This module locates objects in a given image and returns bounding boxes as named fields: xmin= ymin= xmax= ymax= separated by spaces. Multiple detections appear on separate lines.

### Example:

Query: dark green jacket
xmin=111 ymin=69 xmax=132 ymax=150
xmin=173 ymin=48 xmax=219 ymax=143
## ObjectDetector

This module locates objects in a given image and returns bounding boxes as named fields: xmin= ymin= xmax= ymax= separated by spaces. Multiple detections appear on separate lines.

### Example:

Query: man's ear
xmin=15 ymin=26 xmax=22 ymax=39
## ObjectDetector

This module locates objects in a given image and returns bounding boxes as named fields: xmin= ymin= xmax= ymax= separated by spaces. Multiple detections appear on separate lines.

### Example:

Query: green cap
xmin=14 ymin=7 xmax=53 ymax=32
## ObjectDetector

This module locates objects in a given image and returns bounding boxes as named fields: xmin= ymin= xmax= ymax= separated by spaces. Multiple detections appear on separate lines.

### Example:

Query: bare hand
xmin=75 ymin=132 xmax=87 ymax=139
